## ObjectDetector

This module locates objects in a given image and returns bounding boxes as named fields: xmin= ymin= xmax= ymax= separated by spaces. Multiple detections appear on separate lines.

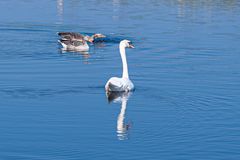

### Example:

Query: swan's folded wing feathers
xmin=106 ymin=77 xmax=124 ymax=91
xmin=108 ymin=81 xmax=123 ymax=90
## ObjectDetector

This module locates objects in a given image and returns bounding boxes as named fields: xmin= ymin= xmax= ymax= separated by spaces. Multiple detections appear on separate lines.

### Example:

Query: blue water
xmin=0 ymin=0 xmax=240 ymax=159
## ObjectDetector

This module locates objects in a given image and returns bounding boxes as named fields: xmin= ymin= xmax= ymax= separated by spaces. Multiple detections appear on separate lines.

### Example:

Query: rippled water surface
xmin=0 ymin=0 xmax=240 ymax=159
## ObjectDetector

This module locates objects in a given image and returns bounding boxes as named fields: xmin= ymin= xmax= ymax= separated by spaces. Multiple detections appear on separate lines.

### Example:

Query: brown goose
xmin=58 ymin=32 xmax=105 ymax=42
xmin=58 ymin=32 xmax=105 ymax=51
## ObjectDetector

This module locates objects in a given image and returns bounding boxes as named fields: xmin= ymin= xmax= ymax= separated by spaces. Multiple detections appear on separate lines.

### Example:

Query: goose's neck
xmin=119 ymin=45 xmax=129 ymax=79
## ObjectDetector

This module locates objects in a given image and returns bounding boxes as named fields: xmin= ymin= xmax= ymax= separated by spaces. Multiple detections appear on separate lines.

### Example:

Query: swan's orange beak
xmin=129 ymin=44 xmax=135 ymax=48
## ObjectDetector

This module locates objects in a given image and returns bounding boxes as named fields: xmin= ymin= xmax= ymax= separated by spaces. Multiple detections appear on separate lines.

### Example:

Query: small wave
xmin=0 ymin=85 xmax=105 ymax=99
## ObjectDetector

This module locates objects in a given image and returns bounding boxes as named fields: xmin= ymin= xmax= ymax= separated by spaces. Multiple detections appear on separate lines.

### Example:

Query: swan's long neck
xmin=119 ymin=44 xmax=129 ymax=79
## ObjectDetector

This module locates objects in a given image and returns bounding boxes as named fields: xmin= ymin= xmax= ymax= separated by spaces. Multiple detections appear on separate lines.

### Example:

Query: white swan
xmin=105 ymin=40 xmax=135 ymax=92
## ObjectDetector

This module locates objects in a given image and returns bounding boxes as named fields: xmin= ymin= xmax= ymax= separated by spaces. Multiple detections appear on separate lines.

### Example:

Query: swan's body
xmin=105 ymin=77 xmax=134 ymax=92
xmin=58 ymin=32 xmax=105 ymax=51
xmin=105 ymin=40 xmax=134 ymax=92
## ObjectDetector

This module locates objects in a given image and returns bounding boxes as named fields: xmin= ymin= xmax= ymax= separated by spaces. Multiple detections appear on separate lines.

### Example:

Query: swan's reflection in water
xmin=106 ymin=91 xmax=132 ymax=140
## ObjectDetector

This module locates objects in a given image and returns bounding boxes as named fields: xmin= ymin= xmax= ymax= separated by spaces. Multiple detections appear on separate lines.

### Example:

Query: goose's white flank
xmin=105 ymin=40 xmax=135 ymax=92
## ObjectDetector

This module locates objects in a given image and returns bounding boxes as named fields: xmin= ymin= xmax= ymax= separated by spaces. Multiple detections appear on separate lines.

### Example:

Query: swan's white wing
xmin=105 ymin=77 xmax=124 ymax=92
xmin=105 ymin=77 xmax=134 ymax=92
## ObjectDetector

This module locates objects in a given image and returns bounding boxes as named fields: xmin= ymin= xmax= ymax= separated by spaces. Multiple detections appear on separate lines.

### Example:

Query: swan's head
xmin=120 ymin=40 xmax=134 ymax=48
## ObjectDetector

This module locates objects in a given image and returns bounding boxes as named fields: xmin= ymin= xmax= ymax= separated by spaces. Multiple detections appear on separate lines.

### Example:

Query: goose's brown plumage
xmin=57 ymin=32 xmax=106 ymax=51
xmin=58 ymin=32 xmax=85 ymax=41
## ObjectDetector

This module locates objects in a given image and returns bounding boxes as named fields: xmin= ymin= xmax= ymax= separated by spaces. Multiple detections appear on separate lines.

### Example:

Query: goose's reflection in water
xmin=59 ymin=50 xmax=90 ymax=63
xmin=106 ymin=91 xmax=133 ymax=140
xmin=93 ymin=41 xmax=106 ymax=48
xmin=58 ymin=40 xmax=107 ymax=63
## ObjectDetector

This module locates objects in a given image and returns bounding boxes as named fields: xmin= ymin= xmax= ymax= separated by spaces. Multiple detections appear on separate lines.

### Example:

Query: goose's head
xmin=84 ymin=33 xmax=106 ymax=43
xmin=93 ymin=33 xmax=106 ymax=39
xmin=84 ymin=35 xmax=94 ymax=43
xmin=120 ymin=40 xmax=135 ymax=48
